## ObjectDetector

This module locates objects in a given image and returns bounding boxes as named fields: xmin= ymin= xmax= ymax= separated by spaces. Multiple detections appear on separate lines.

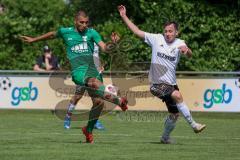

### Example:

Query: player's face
xmin=164 ymin=24 xmax=178 ymax=43
xmin=75 ymin=16 xmax=89 ymax=32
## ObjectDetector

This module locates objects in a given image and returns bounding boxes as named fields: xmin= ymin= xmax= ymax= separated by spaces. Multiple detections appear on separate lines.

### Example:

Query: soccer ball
xmin=235 ymin=78 xmax=240 ymax=88
xmin=0 ymin=77 xmax=12 ymax=91
xmin=104 ymin=84 xmax=118 ymax=99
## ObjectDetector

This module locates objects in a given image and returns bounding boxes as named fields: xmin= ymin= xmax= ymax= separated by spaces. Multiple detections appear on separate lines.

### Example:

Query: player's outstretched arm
xmin=118 ymin=5 xmax=145 ymax=39
xmin=20 ymin=31 xmax=56 ymax=43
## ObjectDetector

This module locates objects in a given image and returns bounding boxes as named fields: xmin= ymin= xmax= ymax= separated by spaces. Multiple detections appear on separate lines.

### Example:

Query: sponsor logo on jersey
xmin=71 ymin=36 xmax=89 ymax=53
xmin=157 ymin=52 xmax=176 ymax=61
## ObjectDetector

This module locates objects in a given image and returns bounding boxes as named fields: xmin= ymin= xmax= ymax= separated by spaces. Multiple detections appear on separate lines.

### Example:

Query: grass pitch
xmin=0 ymin=110 xmax=240 ymax=160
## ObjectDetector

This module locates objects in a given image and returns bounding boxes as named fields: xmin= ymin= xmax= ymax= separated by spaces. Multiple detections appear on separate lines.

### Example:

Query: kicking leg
xmin=86 ymin=77 xmax=128 ymax=111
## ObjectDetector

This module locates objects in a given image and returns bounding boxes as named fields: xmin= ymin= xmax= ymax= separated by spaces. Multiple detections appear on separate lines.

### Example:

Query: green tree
xmin=0 ymin=0 xmax=239 ymax=71
xmin=0 ymin=0 xmax=70 ymax=70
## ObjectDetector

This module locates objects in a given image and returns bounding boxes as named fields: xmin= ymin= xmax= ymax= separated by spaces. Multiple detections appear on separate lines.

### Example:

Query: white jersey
xmin=93 ymin=43 xmax=101 ymax=71
xmin=144 ymin=32 xmax=186 ymax=85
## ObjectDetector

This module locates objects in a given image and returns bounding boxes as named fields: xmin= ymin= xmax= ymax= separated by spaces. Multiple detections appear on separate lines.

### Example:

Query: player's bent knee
xmin=171 ymin=91 xmax=183 ymax=102
xmin=93 ymin=98 xmax=104 ymax=106
xmin=87 ymin=78 xmax=102 ymax=89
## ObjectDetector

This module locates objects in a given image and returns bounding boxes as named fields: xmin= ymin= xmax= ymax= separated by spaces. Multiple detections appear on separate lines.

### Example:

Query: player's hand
xmin=19 ymin=35 xmax=36 ymax=43
xmin=178 ymin=45 xmax=192 ymax=57
xmin=111 ymin=32 xmax=120 ymax=43
xmin=118 ymin=5 xmax=126 ymax=17
xmin=178 ymin=45 xmax=189 ymax=55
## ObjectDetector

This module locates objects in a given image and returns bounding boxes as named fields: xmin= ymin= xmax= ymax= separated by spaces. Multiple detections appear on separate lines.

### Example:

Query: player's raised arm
xmin=20 ymin=31 xmax=56 ymax=43
xmin=118 ymin=5 xmax=145 ymax=39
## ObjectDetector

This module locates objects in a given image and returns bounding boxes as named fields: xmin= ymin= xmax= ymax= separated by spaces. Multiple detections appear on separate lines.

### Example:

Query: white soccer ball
xmin=0 ymin=77 xmax=12 ymax=91
xmin=104 ymin=84 xmax=118 ymax=99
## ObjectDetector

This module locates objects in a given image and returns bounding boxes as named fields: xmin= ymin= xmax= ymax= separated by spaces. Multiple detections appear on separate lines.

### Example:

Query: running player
xmin=21 ymin=10 xmax=128 ymax=143
xmin=63 ymin=42 xmax=105 ymax=130
xmin=118 ymin=5 xmax=206 ymax=144
xmin=64 ymin=32 xmax=120 ymax=130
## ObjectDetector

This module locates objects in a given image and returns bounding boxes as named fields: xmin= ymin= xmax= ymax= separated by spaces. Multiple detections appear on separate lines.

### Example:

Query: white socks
xmin=176 ymin=102 xmax=197 ymax=128
xmin=162 ymin=102 xmax=198 ymax=139
xmin=162 ymin=115 xmax=177 ymax=138
xmin=66 ymin=103 xmax=76 ymax=116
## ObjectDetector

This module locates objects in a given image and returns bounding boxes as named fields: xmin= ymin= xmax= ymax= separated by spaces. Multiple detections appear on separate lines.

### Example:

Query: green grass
xmin=0 ymin=110 xmax=240 ymax=160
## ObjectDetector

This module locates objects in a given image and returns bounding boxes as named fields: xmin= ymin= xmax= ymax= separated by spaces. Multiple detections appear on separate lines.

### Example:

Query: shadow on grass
xmin=149 ymin=141 xmax=184 ymax=145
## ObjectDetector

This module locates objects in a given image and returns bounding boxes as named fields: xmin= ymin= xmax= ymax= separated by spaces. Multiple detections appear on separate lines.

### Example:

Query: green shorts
xmin=71 ymin=66 xmax=103 ymax=86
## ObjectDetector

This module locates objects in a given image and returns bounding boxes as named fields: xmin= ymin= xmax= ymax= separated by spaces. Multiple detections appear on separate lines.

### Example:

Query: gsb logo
xmin=203 ymin=83 xmax=232 ymax=109
xmin=11 ymin=82 xmax=38 ymax=106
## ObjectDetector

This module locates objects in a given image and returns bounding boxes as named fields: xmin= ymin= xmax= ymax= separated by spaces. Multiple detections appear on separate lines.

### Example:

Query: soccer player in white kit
xmin=118 ymin=5 xmax=206 ymax=144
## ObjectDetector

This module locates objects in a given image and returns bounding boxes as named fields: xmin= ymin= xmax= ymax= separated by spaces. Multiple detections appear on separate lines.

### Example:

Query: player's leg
xmin=72 ymin=68 xmax=128 ymax=111
xmin=92 ymin=73 xmax=105 ymax=130
xmin=160 ymin=97 xmax=181 ymax=144
xmin=161 ymin=113 xmax=179 ymax=144
xmin=150 ymin=84 xmax=179 ymax=144
xmin=82 ymin=96 xmax=104 ymax=143
xmin=171 ymin=90 xmax=206 ymax=133
xmin=64 ymin=86 xmax=85 ymax=129
xmin=92 ymin=72 xmax=105 ymax=130
xmin=86 ymin=77 xmax=128 ymax=111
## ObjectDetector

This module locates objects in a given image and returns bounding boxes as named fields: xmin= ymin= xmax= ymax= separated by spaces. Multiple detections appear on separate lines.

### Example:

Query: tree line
xmin=0 ymin=0 xmax=239 ymax=71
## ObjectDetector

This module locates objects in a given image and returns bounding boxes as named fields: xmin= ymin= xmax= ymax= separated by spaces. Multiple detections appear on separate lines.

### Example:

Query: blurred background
xmin=0 ymin=0 xmax=239 ymax=71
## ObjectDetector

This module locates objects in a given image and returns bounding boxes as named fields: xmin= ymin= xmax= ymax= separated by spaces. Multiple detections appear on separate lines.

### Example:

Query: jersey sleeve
xmin=176 ymin=39 xmax=187 ymax=48
xmin=91 ymin=29 xmax=102 ymax=44
xmin=175 ymin=39 xmax=188 ymax=55
xmin=55 ymin=27 xmax=64 ymax=38
xmin=144 ymin=32 xmax=158 ymax=46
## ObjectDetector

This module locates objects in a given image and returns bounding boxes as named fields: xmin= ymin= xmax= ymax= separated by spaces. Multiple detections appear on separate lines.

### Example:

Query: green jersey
xmin=56 ymin=27 xmax=102 ymax=72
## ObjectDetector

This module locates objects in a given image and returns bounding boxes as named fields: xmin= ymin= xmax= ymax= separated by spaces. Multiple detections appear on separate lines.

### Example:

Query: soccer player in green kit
xmin=20 ymin=11 xmax=128 ymax=143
